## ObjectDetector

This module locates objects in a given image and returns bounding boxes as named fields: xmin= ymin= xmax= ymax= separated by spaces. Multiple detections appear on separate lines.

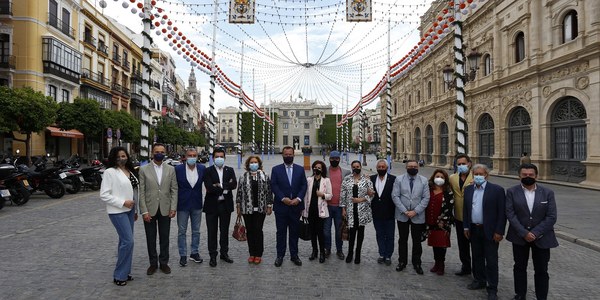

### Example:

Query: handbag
xmin=341 ymin=216 xmax=349 ymax=241
xmin=299 ymin=216 xmax=311 ymax=241
xmin=427 ymin=229 xmax=451 ymax=248
xmin=232 ymin=215 xmax=247 ymax=241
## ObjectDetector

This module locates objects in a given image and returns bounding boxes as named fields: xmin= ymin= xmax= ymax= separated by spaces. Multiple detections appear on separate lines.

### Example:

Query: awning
xmin=46 ymin=126 xmax=84 ymax=139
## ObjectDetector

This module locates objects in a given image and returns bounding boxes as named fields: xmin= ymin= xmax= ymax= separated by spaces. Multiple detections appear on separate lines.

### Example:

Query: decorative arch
xmin=507 ymin=106 xmax=532 ymax=171
xmin=550 ymin=97 xmax=587 ymax=182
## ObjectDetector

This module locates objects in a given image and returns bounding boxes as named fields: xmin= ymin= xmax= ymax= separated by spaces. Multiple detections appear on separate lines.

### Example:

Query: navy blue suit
xmin=270 ymin=163 xmax=308 ymax=259
xmin=175 ymin=164 xmax=205 ymax=211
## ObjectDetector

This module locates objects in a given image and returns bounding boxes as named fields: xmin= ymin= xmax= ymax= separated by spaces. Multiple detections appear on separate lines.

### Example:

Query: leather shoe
xmin=467 ymin=281 xmax=486 ymax=290
xmin=384 ymin=258 xmax=392 ymax=266
xmin=209 ymin=257 xmax=217 ymax=267
xmin=159 ymin=264 xmax=171 ymax=274
xmin=455 ymin=268 xmax=471 ymax=276
xmin=512 ymin=295 xmax=526 ymax=300
xmin=291 ymin=257 xmax=302 ymax=266
xmin=487 ymin=293 xmax=498 ymax=300
xmin=319 ymin=253 xmax=325 ymax=263
xmin=309 ymin=251 xmax=318 ymax=261
xmin=395 ymin=262 xmax=407 ymax=272
xmin=414 ymin=265 xmax=424 ymax=275
xmin=146 ymin=265 xmax=157 ymax=275
xmin=377 ymin=257 xmax=385 ymax=264
xmin=220 ymin=255 xmax=234 ymax=263
xmin=274 ymin=257 xmax=283 ymax=267
xmin=324 ymin=249 xmax=331 ymax=258
xmin=336 ymin=251 xmax=345 ymax=260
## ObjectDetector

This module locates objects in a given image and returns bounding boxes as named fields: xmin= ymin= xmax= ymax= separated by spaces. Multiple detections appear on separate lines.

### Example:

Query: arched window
xmin=414 ymin=127 xmax=421 ymax=160
xmin=483 ymin=54 xmax=492 ymax=76
xmin=515 ymin=32 xmax=525 ymax=63
xmin=563 ymin=10 xmax=578 ymax=43
xmin=551 ymin=97 xmax=587 ymax=182
xmin=478 ymin=113 xmax=494 ymax=168
xmin=427 ymin=81 xmax=432 ymax=98
xmin=425 ymin=125 xmax=433 ymax=163
xmin=508 ymin=107 xmax=531 ymax=171
xmin=228 ymin=128 xmax=234 ymax=134
xmin=408 ymin=94 xmax=412 ymax=107
xmin=394 ymin=99 xmax=397 ymax=115
xmin=439 ymin=123 xmax=449 ymax=165
xmin=417 ymin=90 xmax=421 ymax=103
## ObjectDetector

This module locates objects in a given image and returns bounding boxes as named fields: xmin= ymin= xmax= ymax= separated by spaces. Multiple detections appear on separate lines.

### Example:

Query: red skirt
xmin=428 ymin=229 xmax=451 ymax=248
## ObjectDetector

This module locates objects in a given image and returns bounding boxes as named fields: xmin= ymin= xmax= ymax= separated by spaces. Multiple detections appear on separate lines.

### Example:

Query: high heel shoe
xmin=345 ymin=251 xmax=354 ymax=263
xmin=319 ymin=253 xmax=325 ymax=263
xmin=309 ymin=250 xmax=318 ymax=261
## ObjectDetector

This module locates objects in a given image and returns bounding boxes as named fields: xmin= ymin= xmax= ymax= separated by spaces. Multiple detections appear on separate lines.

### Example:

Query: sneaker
xmin=179 ymin=256 xmax=187 ymax=267
xmin=189 ymin=253 xmax=203 ymax=263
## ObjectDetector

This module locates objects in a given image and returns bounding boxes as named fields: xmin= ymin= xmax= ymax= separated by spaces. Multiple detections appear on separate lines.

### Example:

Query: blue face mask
xmin=214 ymin=157 xmax=225 ymax=167
xmin=153 ymin=153 xmax=165 ymax=162
xmin=249 ymin=163 xmax=259 ymax=172
xmin=186 ymin=157 xmax=197 ymax=166
xmin=473 ymin=175 xmax=486 ymax=186
xmin=457 ymin=164 xmax=469 ymax=174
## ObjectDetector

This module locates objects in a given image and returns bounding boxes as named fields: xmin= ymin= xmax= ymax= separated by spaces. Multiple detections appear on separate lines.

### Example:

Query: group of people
xmin=100 ymin=145 xmax=558 ymax=300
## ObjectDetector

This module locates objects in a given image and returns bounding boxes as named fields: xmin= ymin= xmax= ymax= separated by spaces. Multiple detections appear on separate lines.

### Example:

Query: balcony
xmin=122 ymin=59 xmax=130 ymax=71
xmin=152 ymin=80 xmax=161 ymax=90
xmin=0 ymin=1 xmax=12 ymax=16
xmin=97 ymin=41 xmax=108 ymax=57
xmin=121 ymin=85 xmax=131 ymax=98
xmin=81 ymin=68 xmax=110 ymax=88
xmin=111 ymin=82 xmax=122 ymax=95
xmin=0 ymin=55 xmax=15 ymax=69
xmin=112 ymin=53 xmax=121 ymax=66
xmin=131 ymin=70 xmax=142 ymax=82
xmin=48 ymin=13 xmax=75 ymax=39
xmin=83 ymin=33 xmax=96 ymax=48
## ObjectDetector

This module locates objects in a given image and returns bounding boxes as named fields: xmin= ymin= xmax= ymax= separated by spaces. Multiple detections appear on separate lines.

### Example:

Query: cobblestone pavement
xmin=0 ymin=154 xmax=599 ymax=299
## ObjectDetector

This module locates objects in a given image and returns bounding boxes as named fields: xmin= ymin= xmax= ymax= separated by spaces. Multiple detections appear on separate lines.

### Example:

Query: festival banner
xmin=346 ymin=0 xmax=372 ymax=22
xmin=229 ymin=0 xmax=255 ymax=24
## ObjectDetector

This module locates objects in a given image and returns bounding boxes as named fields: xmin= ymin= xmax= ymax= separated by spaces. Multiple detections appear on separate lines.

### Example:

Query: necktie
xmin=409 ymin=177 xmax=414 ymax=192
xmin=287 ymin=166 xmax=292 ymax=185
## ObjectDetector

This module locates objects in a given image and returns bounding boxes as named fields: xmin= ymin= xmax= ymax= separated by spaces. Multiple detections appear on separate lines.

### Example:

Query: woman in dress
xmin=341 ymin=160 xmax=374 ymax=264
xmin=425 ymin=169 xmax=454 ymax=275
xmin=235 ymin=155 xmax=272 ymax=264
xmin=303 ymin=160 xmax=332 ymax=263
xmin=100 ymin=146 xmax=139 ymax=286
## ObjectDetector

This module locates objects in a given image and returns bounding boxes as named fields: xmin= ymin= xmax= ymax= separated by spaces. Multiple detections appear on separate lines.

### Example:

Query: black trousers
xmin=470 ymin=225 xmax=499 ymax=293
xmin=455 ymin=220 xmax=472 ymax=270
xmin=206 ymin=201 xmax=231 ymax=258
xmin=433 ymin=247 xmax=447 ymax=261
xmin=397 ymin=220 xmax=426 ymax=266
xmin=512 ymin=242 xmax=551 ymax=300
xmin=243 ymin=213 xmax=266 ymax=257
xmin=308 ymin=216 xmax=325 ymax=254
xmin=143 ymin=211 xmax=171 ymax=266
xmin=347 ymin=226 xmax=365 ymax=255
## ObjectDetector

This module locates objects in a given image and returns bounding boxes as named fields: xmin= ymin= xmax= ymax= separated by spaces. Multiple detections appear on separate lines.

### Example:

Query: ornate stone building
xmin=386 ymin=0 xmax=599 ymax=186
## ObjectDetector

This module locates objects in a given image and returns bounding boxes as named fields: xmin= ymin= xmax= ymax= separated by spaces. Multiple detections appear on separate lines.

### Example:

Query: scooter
xmin=0 ymin=163 xmax=32 ymax=206
xmin=17 ymin=157 xmax=66 ymax=199
xmin=54 ymin=156 xmax=83 ymax=194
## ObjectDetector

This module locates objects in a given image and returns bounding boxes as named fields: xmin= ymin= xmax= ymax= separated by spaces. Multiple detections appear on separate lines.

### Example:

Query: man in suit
xmin=449 ymin=153 xmax=474 ymax=276
xmin=506 ymin=164 xmax=558 ymax=300
xmin=175 ymin=148 xmax=206 ymax=267
xmin=391 ymin=160 xmax=430 ymax=274
xmin=463 ymin=164 xmax=506 ymax=300
xmin=324 ymin=150 xmax=351 ymax=260
xmin=371 ymin=159 xmax=397 ymax=266
xmin=203 ymin=148 xmax=237 ymax=267
xmin=271 ymin=146 xmax=308 ymax=267
xmin=139 ymin=143 xmax=178 ymax=275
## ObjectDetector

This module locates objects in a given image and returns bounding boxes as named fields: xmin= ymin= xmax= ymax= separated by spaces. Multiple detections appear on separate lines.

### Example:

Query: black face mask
xmin=377 ymin=169 xmax=387 ymax=176
xmin=521 ymin=177 xmax=536 ymax=186
xmin=313 ymin=169 xmax=322 ymax=176
xmin=407 ymin=168 xmax=418 ymax=176
xmin=283 ymin=156 xmax=294 ymax=165
xmin=329 ymin=160 xmax=339 ymax=168
xmin=352 ymin=168 xmax=361 ymax=175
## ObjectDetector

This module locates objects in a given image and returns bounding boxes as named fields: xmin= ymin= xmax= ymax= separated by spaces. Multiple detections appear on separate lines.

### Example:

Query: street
xmin=0 ymin=154 xmax=599 ymax=299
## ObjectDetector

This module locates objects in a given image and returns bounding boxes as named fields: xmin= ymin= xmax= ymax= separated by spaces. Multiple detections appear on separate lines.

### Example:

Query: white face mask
xmin=434 ymin=177 xmax=445 ymax=186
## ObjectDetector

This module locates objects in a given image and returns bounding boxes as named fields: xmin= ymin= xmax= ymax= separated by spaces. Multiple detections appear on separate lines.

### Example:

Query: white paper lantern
xmin=122 ymin=2 xmax=129 ymax=8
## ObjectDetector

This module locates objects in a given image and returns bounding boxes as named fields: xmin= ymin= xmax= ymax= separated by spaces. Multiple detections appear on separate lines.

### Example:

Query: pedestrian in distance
xmin=303 ymin=160 xmax=332 ymax=263
xmin=139 ymin=143 xmax=178 ymax=276
xmin=425 ymin=169 xmax=454 ymax=275
xmin=324 ymin=151 xmax=351 ymax=260
xmin=235 ymin=155 xmax=273 ymax=265
xmin=100 ymin=146 xmax=139 ymax=286
xmin=506 ymin=163 xmax=558 ymax=300
xmin=370 ymin=159 xmax=397 ymax=266
xmin=174 ymin=148 xmax=206 ymax=267
xmin=449 ymin=153 xmax=474 ymax=276
xmin=519 ymin=152 xmax=531 ymax=165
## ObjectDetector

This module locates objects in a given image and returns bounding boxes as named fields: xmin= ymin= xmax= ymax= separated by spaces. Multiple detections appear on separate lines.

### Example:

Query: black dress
xmin=352 ymin=184 xmax=359 ymax=228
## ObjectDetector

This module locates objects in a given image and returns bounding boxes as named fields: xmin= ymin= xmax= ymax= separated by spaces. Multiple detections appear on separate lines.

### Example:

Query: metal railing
xmin=48 ymin=13 xmax=75 ymax=38
xmin=122 ymin=59 xmax=130 ymax=71
xmin=83 ymin=32 xmax=96 ymax=47
xmin=0 ymin=55 xmax=15 ymax=69
xmin=97 ymin=41 xmax=108 ymax=56
xmin=81 ymin=68 xmax=110 ymax=87
xmin=112 ymin=53 xmax=121 ymax=65
xmin=121 ymin=86 xmax=130 ymax=98
xmin=111 ymin=82 xmax=122 ymax=94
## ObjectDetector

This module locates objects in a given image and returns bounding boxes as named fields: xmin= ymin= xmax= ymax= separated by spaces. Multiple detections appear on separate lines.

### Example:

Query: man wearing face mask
xmin=203 ymin=148 xmax=237 ymax=267
xmin=449 ymin=154 xmax=474 ymax=276
xmin=271 ymin=146 xmax=308 ymax=267
xmin=391 ymin=160 xmax=430 ymax=274
xmin=139 ymin=143 xmax=178 ymax=275
xmin=324 ymin=151 xmax=351 ymax=260
xmin=174 ymin=148 xmax=206 ymax=267
xmin=370 ymin=159 xmax=396 ymax=266
xmin=506 ymin=164 xmax=558 ymax=300
xmin=463 ymin=164 xmax=506 ymax=300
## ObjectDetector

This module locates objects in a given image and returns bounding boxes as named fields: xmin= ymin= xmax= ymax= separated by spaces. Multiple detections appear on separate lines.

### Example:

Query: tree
xmin=317 ymin=114 xmax=352 ymax=149
xmin=238 ymin=111 xmax=278 ymax=150
xmin=104 ymin=110 xmax=141 ymax=144
xmin=56 ymin=98 xmax=105 ymax=159
xmin=0 ymin=87 xmax=58 ymax=165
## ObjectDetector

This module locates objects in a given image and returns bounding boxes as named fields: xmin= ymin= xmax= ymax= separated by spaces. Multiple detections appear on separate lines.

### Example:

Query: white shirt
xmin=376 ymin=174 xmax=387 ymax=197
xmin=152 ymin=161 xmax=163 ymax=186
xmin=216 ymin=166 xmax=225 ymax=200
xmin=186 ymin=165 xmax=198 ymax=187
xmin=471 ymin=181 xmax=486 ymax=224
xmin=522 ymin=184 xmax=537 ymax=213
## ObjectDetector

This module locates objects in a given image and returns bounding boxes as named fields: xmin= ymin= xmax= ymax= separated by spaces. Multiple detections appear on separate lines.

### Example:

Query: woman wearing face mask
xmin=302 ymin=160 xmax=333 ymax=263
xmin=100 ymin=146 xmax=139 ymax=286
xmin=425 ymin=169 xmax=454 ymax=275
xmin=235 ymin=155 xmax=272 ymax=264
xmin=341 ymin=160 xmax=374 ymax=264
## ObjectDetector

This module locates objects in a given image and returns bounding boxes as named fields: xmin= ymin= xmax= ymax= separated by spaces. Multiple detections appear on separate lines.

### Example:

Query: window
xmin=563 ymin=10 xmax=578 ymax=43
xmin=304 ymin=135 xmax=310 ymax=145
xmin=552 ymin=97 xmax=587 ymax=160
xmin=427 ymin=81 xmax=432 ymax=99
xmin=417 ymin=90 xmax=420 ymax=103
xmin=478 ymin=113 xmax=495 ymax=169
xmin=61 ymin=89 xmax=69 ymax=102
xmin=393 ymin=100 xmax=397 ymax=115
xmin=283 ymin=122 xmax=289 ymax=129
xmin=414 ymin=127 xmax=421 ymax=159
xmin=48 ymin=85 xmax=57 ymax=101
xmin=408 ymin=94 xmax=412 ymax=107
xmin=304 ymin=123 xmax=310 ymax=129
xmin=439 ymin=122 xmax=449 ymax=165
xmin=48 ymin=0 xmax=58 ymax=27
xmin=425 ymin=125 xmax=433 ymax=163
xmin=508 ymin=107 xmax=531 ymax=171
xmin=283 ymin=135 xmax=288 ymax=145
xmin=61 ymin=8 xmax=71 ymax=37
xmin=515 ymin=32 xmax=525 ymax=63
xmin=483 ymin=54 xmax=492 ymax=76
xmin=304 ymin=110 xmax=309 ymax=116
xmin=41 ymin=37 xmax=82 ymax=83
xmin=283 ymin=110 xmax=288 ymax=117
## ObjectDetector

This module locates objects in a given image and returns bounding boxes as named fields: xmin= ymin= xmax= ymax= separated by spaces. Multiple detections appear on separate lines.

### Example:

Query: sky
xmin=97 ymin=0 xmax=436 ymax=114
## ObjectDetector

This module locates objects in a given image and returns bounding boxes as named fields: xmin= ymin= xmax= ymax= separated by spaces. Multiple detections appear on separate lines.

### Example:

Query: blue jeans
xmin=373 ymin=218 xmax=396 ymax=259
xmin=108 ymin=209 xmax=135 ymax=281
xmin=324 ymin=206 xmax=343 ymax=252
xmin=177 ymin=209 xmax=202 ymax=257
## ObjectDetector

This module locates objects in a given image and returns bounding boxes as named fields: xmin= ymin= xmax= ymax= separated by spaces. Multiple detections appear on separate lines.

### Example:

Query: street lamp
xmin=443 ymin=48 xmax=482 ymax=89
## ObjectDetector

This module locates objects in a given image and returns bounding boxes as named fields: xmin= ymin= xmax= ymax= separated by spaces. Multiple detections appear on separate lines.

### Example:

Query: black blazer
xmin=203 ymin=165 xmax=237 ymax=214
xmin=463 ymin=181 xmax=506 ymax=241
xmin=370 ymin=174 xmax=397 ymax=220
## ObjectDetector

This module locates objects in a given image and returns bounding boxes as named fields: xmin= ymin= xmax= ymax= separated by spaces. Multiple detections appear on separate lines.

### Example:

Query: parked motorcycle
xmin=54 ymin=156 xmax=83 ymax=194
xmin=70 ymin=156 xmax=104 ymax=191
xmin=17 ymin=158 xmax=66 ymax=199
xmin=0 ymin=164 xmax=32 ymax=206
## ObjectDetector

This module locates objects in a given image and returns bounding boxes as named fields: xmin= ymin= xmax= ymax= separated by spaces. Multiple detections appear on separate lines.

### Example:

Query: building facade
xmin=385 ymin=0 xmax=600 ymax=186
xmin=216 ymin=106 xmax=239 ymax=150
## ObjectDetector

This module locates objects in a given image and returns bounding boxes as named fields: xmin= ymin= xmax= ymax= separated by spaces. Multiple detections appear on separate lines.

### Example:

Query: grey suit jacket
xmin=391 ymin=174 xmax=430 ymax=224
xmin=506 ymin=183 xmax=558 ymax=249
xmin=139 ymin=162 xmax=178 ymax=216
